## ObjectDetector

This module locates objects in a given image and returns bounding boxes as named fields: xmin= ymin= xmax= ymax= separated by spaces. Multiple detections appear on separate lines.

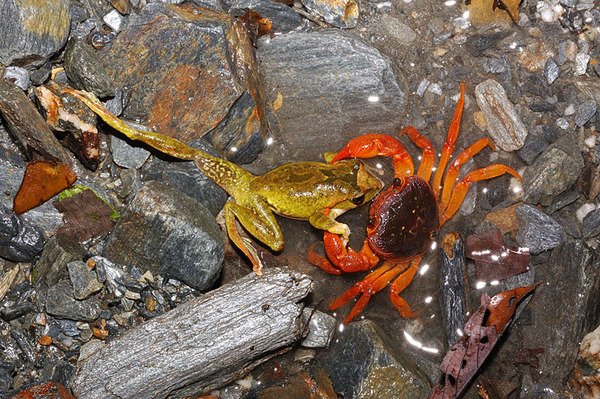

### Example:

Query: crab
xmin=308 ymin=83 xmax=521 ymax=324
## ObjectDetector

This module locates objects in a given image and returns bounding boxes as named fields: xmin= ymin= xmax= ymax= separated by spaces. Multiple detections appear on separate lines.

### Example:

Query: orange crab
xmin=308 ymin=83 xmax=521 ymax=324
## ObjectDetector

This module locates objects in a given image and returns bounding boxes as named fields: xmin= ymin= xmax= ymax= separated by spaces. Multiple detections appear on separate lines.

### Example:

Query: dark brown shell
xmin=366 ymin=176 xmax=440 ymax=260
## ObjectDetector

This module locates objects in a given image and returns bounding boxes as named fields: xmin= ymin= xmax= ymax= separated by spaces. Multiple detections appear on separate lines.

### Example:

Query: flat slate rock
xmin=100 ymin=2 xmax=267 ymax=159
xmin=257 ymin=29 xmax=406 ymax=162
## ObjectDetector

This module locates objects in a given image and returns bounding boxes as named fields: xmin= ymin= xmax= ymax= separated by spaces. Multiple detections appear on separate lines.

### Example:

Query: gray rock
xmin=575 ymin=100 xmax=597 ymax=127
xmin=319 ymin=320 xmax=429 ymax=399
xmin=141 ymin=140 xmax=228 ymax=216
xmin=582 ymin=208 xmax=600 ymax=238
xmin=301 ymin=308 xmax=336 ymax=348
xmin=67 ymin=261 xmax=104 ymax=300
xmin=110 ymin=135 xmax=151 ymax=170
xmin=523 ymin=146 xmax=584 ymax=206
xmin=0 ymin=207 xmax=44 ymax=262
xmin=518 ymin=134 xmax=549 ymax=165
xmin=94 ymin=256 xmax=144 ymax=297
xmin=544 ymin=58 xmax=560 ymax=84
xmin=516 ymin=205 xmax=566 ymax=254
xmin=3 ymin=67 xmax=30 ymax=90
xmin=46 ymin=280 xmax=102 ymax=321
xmin=378 ymin=16 xmax=417 ymax=46
xmin=257 ymin=30 xmax=405 ymax=161
xmin=0 ymin=0 xmax=71 ymax=67
xmin=227 ymin=0 xmax=303 ymax=33
xmin=33 ymin=235 xmax=86 ymax=288
xmin=575 ymin=53 xmax=591 ymax=75
xmin=301 ymin=0 xmax=358 ymax=28
xmin=475 ymin=79 xmax=528 ymax=151
xmin=63 ymin=39 xmax=116 ymax=98
xmin=482 ymin=57 xmax=509 ymax=74
xmin=103 ymin=181 xmax=224 ymax=291
xmin=520 ymin=241 xmax=600 ymax=395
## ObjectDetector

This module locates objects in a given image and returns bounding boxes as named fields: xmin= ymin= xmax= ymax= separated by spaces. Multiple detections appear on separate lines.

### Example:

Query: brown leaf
xmin=13 ymin=160 xmax=77 ymax=214
xmin=429 ymin=285 xmax=537 ymax=399
xmin=466 ymin=229 xmax=530 ymax=281
xmin=54 ymin=188 xmax=116 ymax=242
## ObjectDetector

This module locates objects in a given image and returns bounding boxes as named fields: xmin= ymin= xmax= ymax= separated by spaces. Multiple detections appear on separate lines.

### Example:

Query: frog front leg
xmin=308 ymin=208 xmax=351 ymax=241
xmin=224 ymin=197 xmax=284 ymax=275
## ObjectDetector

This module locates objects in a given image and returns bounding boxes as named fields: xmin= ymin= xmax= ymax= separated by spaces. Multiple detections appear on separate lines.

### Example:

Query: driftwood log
xmin=71 ymin=267 xmax=313 ymax=399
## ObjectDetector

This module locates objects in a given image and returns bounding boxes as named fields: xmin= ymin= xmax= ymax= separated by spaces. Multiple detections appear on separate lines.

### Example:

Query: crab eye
xmin=392 ymin=177 xmax=404 ymax=187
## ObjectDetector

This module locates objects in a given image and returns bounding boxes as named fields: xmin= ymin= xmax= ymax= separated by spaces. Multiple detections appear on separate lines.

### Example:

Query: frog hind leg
xmin=224 ymin=198 xmax=284 ymax=275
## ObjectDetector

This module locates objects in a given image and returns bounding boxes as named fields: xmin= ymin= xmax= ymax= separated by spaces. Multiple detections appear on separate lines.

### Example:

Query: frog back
xmin=250 ymin=161 xmax=362 ymax=218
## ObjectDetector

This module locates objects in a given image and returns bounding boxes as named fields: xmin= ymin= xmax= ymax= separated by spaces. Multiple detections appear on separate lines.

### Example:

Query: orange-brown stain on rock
xmin=17 ymin=0 xmax=70 ymax=40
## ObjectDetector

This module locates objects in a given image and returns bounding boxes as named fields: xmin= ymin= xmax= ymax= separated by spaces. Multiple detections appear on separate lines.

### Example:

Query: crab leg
xmin=431 ymin=82 xmax=466 ymax=197
xmin=330 ymin=133 xmax=415 ymax=178
xmin=389 ymin=256 xmax=421 ymax=318
xmin=307 ymin=233 xmax=379 ymax=275
xmin=439 ymin=138 xmax=495 ymax=213
xmin=441 ymin=164 xmax=521 ymax=224
xmin=398 ymin=126 xmax=435 ymax=182
xmin=330 ymin=262 xmax=397 ymax=323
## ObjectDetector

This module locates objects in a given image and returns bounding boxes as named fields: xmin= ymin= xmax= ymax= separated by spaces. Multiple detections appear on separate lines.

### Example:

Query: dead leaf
xmin=12 ymin=381 xmax=76 ymax=399
xmin=429 ymin=285 xmax=536 ymax=399
xmin=54 ymin=186 xmax=118 ymax=242
xmin=466 ymin=229 xmax=530 ymax=281
xmin=13 ymin=160 xmax=77 ymax=214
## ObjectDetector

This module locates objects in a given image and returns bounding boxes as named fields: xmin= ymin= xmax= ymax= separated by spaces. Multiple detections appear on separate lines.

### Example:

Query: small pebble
xmin=564 ymin=104 xmax=576 ymax=116
xmin=416 ymin=79 xmax=430 ymax=96
xmin=544 ymin=58 xmax=560 ymax=84
xmin=577 ymin=203 xmax=596 ymax=222
xmin=103 ymin=10 xmax=124 ymax=32
xmin=556 ymin=117 xmax=569 ymax=129
xmin=584 ymin=135 xmax=596 ymax=149
xmin=575 ymin=100 xmax=597 ymax=127
xmin=575 ymin=53 xmax=590 ymax=75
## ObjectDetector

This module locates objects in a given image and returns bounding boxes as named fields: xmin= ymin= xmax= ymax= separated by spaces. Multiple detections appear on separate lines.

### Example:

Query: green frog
xmin=62 ymin=88 xmax=383 ymax=274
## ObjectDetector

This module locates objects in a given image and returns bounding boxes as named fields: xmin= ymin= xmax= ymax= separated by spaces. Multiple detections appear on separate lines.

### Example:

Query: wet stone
xmin=4 ymin=67 xmax=30 ymax=90
xmin=110 ymin=134 xmax=151 ymax=170
xmin=523 ymin=146 xmax=584 ymax=206
xmin=582 ymin=208 xmax=600 ymax=239
xmin=33 ymin=235 xmax=86 ymax=288
xmin=319 ymin=320 xmax=429 ymax=399
xmin=141 ymin=140 xmax=230 ymax=217
xmin=63 ymin=39 xmax=116 ymax=98
xmin=227 ymin=0 xmax=303 ymax=33
xmin=378 ymin=16 xmax=417 ymax=46
xmin=257 ymin=29 xmax=405 ymax=161
xmin=465 ymin=31 xmax=511 ymax=57
xmin=544 ymin=58 xmax=560 ymax=84
xmin=521 ymin=241 xmax=600 ymax=394
xmin=301 ymin=308 xmax=336 ymax=348
xmin=301 ymin=0 xmax=358 ymax=28
xmin=103 ymin=181 xmax=224 ymax=291
xmin=0 ymin=207 xmax=44 ymax=262
xmin=0 ymin=0 xmax=71 ymax=67
xmin=482 ymin=57 xmax=509 ymax=74
xmin=45 ymin=279 xmax=102 ymax=322
xmin=515 ymin=205 xmax=566 ymax=254
xmin=101 ymin=2 xmax=267 ymax=158
xmin=518 ymin=134 xmax=549 ymax=165
xmin=475 ymin=79 xmax=528 ymax=151
xmin=67 ymin=261 xmax=103 ymax=300
xmin=575 ymin=100 xmax=597 ymax=127
xmin=0 ymin=79 xmax=71 ymax=165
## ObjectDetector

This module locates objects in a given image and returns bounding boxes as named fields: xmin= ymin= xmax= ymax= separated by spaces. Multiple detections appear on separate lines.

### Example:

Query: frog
xmin=60 ymin=87 xmax=383 ymax=274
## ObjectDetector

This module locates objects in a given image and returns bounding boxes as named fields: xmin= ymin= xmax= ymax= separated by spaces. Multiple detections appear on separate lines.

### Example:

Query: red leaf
xmin=13 ymin=160 xmax=77 ymax=214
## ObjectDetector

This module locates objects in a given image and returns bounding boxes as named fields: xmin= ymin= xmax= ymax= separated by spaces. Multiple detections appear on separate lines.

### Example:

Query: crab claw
xmin=329 ymin=134 xmax=415 ymax=178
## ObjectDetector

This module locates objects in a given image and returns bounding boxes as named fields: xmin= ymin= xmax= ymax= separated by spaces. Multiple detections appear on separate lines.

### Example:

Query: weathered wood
xmin=72 ymin=268 xmax=312 ymax=399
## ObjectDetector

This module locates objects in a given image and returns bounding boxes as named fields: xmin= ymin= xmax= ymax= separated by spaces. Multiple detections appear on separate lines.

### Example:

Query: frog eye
xmin=351 ymin=193 xmax=366 ymax=205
